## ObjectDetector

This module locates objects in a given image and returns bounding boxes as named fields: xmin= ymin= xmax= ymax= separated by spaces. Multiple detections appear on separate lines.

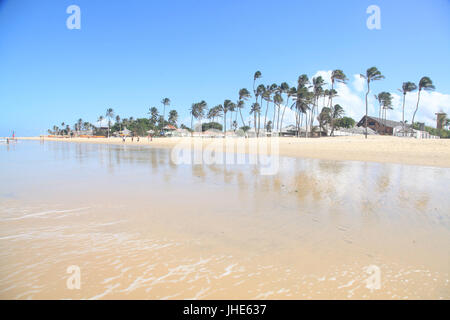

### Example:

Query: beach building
xmin=357 ymin=116 xmax=408 ymax=135
xmin=162 ymin=124 xmax=177 ymax=136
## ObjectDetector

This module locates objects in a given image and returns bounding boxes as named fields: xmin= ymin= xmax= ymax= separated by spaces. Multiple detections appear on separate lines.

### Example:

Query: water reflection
xmin=0 ymin=141 xmax=449 ymax=299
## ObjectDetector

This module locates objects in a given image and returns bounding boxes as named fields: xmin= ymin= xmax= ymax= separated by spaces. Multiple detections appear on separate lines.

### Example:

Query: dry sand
xmin=19 ymin=135 xmax=450 ymax=168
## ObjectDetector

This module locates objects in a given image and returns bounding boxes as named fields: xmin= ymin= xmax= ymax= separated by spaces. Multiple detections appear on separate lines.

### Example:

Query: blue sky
xmin=1 ymin=0 xmax=449 ymax=136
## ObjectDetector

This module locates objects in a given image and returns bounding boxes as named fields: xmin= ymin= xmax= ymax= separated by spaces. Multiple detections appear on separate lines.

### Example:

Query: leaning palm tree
xmin=311 ymin=76 xmax=325 ymax=134
xmin=105 ymin=108 xmax=114 ymax=138
xmin=411 ymin=77 xmax=435 ymax=135
xmin=161 ymin=98 xmax=170 ymax=128
xmin=238 ymin=88 xmax=251 ymax=127
xmin=228 ymin=102 xmax=236 ymax=130
xmin=280 ymin=87 xmax=296 ymax=131
xmin=329 ymin=104 xmax=345 ymax=136
xmin=263 ymin=84 xmax=277 ymax=133
xmin=208 ymin=105 xmax=223 ymax=123
xmin=196 ymin=101 xmax=207 ymax=123
xmin=189 ymin=103 xmax=199 ymax=133
xmin=253 ymin=71 xmax=262 ymax=94
xmin=329 ymin=70 xmax=348 ymax=108
xmin=276 ymin=82 xmax=289 ymax=132
xmin=399 ymin=82 xmax=417 ymax=136
xmin=360 ymin=67 xmax=385 ymax=138
xmin=317 ymin=107 xmax=331 ymax=134
xmin=222 ymin=100 xmax=234 ymax=134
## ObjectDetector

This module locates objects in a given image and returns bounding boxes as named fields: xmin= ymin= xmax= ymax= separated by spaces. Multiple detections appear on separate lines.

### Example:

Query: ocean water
xmin=0 ymin=140 xmax=449 ymax=299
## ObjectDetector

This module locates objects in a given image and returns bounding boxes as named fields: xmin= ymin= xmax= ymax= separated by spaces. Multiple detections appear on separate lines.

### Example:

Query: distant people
xmin=6 ymin=138 xmax=9 ymax=144
xmin=137 ymin=136 xmax=140 ymax=142
xmin=122 ymin=136 xmax=125 ymax=142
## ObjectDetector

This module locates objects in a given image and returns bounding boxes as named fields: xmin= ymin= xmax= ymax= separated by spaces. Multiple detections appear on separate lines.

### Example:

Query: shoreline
xmin=17 ymin=135 xmax=450 ymax=168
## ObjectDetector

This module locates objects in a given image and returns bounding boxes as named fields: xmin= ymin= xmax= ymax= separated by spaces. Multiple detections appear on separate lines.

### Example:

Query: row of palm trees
xmin=50 ymin=68 xmax=436 ymax=138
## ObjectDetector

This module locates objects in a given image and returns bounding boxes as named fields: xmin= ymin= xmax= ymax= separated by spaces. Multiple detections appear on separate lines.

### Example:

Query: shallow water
xmin=0 ymin=140 xmax=449 ymax=299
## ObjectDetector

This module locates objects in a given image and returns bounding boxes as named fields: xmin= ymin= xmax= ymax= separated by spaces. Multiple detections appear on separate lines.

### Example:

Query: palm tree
xmin=382 ymin=95 xmax=393 ymax=134
xmin=77 ymin=118 xmax=83 ymax=135
xmin=280 ymin=87 xmax=296 ymax=131
xmin=250 ymin=102 xmax=261 ymax=135
xmin=399 ymin=82 xmax=417 ymax=136
xmin=148 ymin=107 xmax=159 ymax=127
xmin=317 ymin=107 xmax=331 ymax=133
xmin=277 ymin=82 xmax=289 ymax=132
xmin=238 ymin=88 xmax=251 ymax=127
xmin=196 ymin=101 xmax=207 ymax=123
xmin=168 ymin=110 xmax=178 ymax=126
xmin=115 ymin=115 xmax=121 ymax=131
xmin=105 ymin=108 xmax=114 ymax=138
xmin=311 ymin=76 xmax=325 ymax=134
xmin=375 ymin=92 xmax=391 ymax=119
xmin=375 ymin=92 xmax=392 ymax=134
xmin=253 ymin=71 xmax=262 ymax=94
xmin=360 ymin=67 xmax=385 ymax=138
xmin=161 ymin=98 xmax=170 ymax=128
xmin=97 ymin=115 xmax=104 ymax=134
xmin=263 ymin=84 xmax=277 ymax=133
xmin=222 ymin=100 xmax=233 ymax=134
xmin=329 ymin=104 xmax=345 ymax=136
xmin=208 ymin=105 xmax=223 ymax=123
xmin=189 ymin=103 xmax=198 ymax=133
xmin=411 ymin=77 xmax=435 ymax=134
xmin=329 ymin=70 xmax=348 ymax=109
xmin=273 ymin=92 xmax=283 ymax=134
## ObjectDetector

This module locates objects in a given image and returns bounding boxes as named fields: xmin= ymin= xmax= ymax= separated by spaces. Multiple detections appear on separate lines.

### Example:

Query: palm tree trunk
xmin=162 ymin=106 xmax=166 ymax=129
xmin=329 ymin=81 xmax=334 ymax=108
xmin=411 ymin=90 xmax=421 ymax=137
xmin=257 ymin=112 xmax=261 ymax=138
xmin=239 ymin=109 xmax=245 ymax=129
xmin=365 ymin=81 xmax=370 ymax=139
xmin=224 ymin=112 xmax=227 ymax=135
xmin=402 ymin=94 xmax=406 ymax=136
xmin=264 ymin=100 xmax=269 ymax=136
xmin=279 ymin=97 xmax=289 ymax=131
xmin=272 ymin=104 xmax=276 ymax=133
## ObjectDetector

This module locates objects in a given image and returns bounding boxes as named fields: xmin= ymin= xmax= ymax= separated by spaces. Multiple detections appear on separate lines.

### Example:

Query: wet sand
xmin=19 ymin=136 xmax=450 ymax=168
xmin=0 ymin=141 xmax=449 ymax=299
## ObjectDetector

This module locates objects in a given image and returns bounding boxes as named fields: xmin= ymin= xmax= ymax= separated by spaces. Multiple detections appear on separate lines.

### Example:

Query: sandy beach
xmin=18 ymin=135 xmax=450 ymax=168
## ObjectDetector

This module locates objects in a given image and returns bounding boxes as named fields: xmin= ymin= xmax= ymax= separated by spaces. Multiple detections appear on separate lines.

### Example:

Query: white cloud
xmin=352 ymin=75 xmax=365 ymax=93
